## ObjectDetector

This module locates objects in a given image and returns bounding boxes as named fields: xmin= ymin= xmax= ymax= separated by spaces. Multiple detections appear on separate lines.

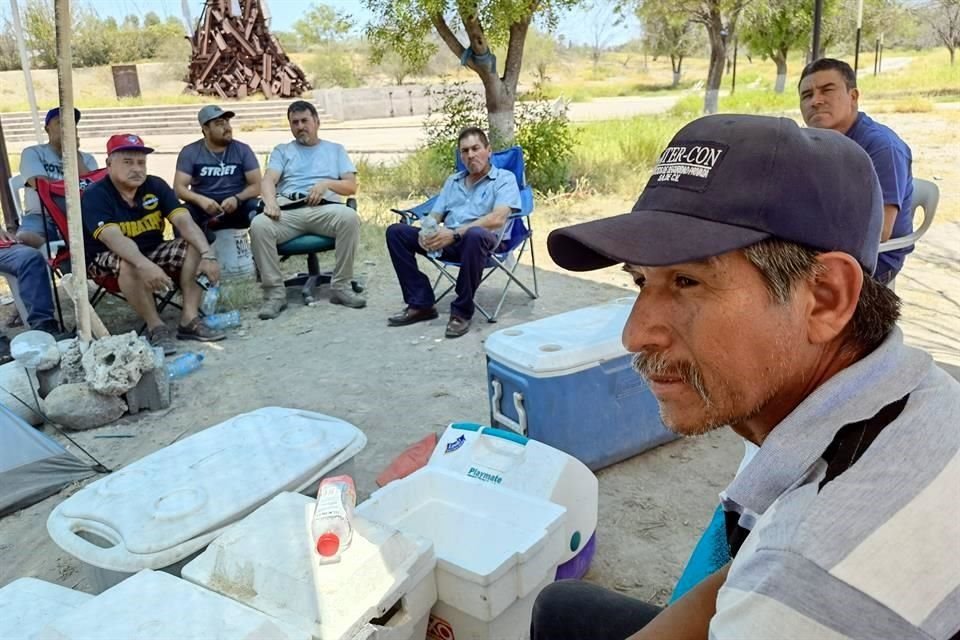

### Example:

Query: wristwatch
xmin=452 ymin=231 xmax=462 ymax=243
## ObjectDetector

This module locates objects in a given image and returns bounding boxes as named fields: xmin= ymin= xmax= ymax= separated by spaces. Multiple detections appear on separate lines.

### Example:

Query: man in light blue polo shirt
xmin=385 ymin=127 xmax=521 ymax=338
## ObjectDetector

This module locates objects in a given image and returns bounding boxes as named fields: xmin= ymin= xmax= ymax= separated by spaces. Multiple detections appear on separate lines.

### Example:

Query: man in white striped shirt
xmin=534 ymin=114 xmax=960 ymax=640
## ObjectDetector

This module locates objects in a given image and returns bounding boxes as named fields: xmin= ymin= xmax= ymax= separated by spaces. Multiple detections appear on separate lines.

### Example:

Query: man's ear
xmin=850 ymin=87 xmax=860 ymax=108
xmin=806 ymin=252 xmax=862 ymax=345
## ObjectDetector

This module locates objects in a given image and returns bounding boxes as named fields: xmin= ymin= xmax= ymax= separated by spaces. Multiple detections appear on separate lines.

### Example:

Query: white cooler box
xmin=46 ymin=407 xmax=366 ymax=593
xmin=427 ymin=423 xmax=598 ymax=580
xmin=485 ymin=297 xmax=678 ymax=470
xmin=182 ymin=492 xmax=437 ymax=640
xmin=33 ymin=570 xmax=305 ymax=639
xmin=357 ymin=453 xmax=568 ymax=640
xmin=0 ymin=578 xmax=93 ymax=640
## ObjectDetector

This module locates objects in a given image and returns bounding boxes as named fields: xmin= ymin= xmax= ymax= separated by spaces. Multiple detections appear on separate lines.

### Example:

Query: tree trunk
xmin=950 ymin=46 xmax=955 ymax=65
xmin=773 ymin=54 xmax=788 ymax=94
xmin=479 ymin=72 xmax=516 ymax=145
xmin=704 ymin=22 xmax=727 ymax=114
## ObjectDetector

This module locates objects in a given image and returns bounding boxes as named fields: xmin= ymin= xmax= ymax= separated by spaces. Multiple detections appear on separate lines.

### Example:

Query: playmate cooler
xmin=485 ymin=297 xmax=677 ymax=470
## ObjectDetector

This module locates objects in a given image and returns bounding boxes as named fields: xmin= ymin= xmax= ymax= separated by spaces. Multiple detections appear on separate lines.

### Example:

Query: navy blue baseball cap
xmin=45 ymin=107 xmax=81 ymax=127
xmin=548 ymin=115 xmax=884 ymax=275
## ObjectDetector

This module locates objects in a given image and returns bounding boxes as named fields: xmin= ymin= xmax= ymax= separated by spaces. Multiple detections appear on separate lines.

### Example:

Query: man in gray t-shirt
xmin=17 ymin=107 xmax=98 ymax=248
xmin=249 ymin=100 xmax=366 ymax=319
xmin=174 ymin=105 xmax=261 ymax=235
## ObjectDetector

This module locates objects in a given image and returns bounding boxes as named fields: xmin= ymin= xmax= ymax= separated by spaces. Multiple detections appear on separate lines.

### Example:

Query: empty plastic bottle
xmin=203 ymin=310 xmax=241 ymax=331
xmin=311 ymin=475 xmax=356 ymax=563
xmin=419 ymin=216 xmax=442 ymax=259
xmin=165 ymin=352 xmax=204 ymax=380
xmin=200 ymin=285 xmax=220 ymax=316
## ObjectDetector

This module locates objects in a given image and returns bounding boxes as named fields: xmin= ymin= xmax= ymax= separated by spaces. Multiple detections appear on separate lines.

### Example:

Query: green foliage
xmin=292 ymin=3 xmax=354 ymax=48
xmin=637 ymin=0 xmax=701 ymax=83
xmin=19 ymin=0 xmax=188 ymax=68
xmin=304 ymin=46 xmax=366 ymax=88
xmin=374 ymin=50 xmax=428 ymax=85
xmin=523 ymin=28 xmax=560 ymax=87
xmin=739 ymin=0 xmax=811 ymax=63
xmin=515 ymin=96 xmax=577 ymax=192
xmin=423 ymin=79 xmax=576 ymax=192
xmin=0 ymin=28 xmax=19 ymax=71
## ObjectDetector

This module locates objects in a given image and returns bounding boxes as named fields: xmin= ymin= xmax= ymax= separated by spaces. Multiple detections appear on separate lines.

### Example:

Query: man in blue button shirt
xmin=798 ymin=58 xmax=914 ymax=284
xmin=385 ymin=127 xmax=521 ymax=338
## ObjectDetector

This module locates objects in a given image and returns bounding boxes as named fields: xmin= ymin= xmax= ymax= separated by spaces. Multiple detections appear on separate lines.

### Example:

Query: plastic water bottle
xmin=311 ymin=475 xmax=356 ymax=563
xmin=165 ymin=352 xmax=204 ymax=380
xmin=201 ymin=285 xmax=220 ymax=316
xmin=203 ymin=310 xmax=241 ymax=331
xmin=419 ymin=216 xmax=442 ymax=259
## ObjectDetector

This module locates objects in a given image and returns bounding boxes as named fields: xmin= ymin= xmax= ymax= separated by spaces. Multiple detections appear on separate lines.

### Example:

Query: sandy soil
xmin=0 ymin=109 xmax=956 ymax=610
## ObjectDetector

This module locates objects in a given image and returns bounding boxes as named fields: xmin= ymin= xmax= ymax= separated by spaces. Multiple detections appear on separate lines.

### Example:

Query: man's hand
xmin=138 ymin=261 xmax=174 ymax=293
xmin=306 ymin=180 xmax=329 ymax=206
xmin=0 ymin=229 xmax=17 ymax=244
xmin=420 ymin=227 xmax=457 ymax=252
xmin=263 ymin=200 xmax=281 ymax=220
xmin=198 ymin=255 xmax=221 ymax=285
xmin=220 ymin=196 xmax=239 ymax=214
xmin=198 ymin=195 xmax=223 ymax=216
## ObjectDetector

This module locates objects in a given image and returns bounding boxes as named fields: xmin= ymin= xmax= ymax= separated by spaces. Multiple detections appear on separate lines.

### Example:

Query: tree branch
xmin=429 ymin=10 xmax=477 ymax=73
xmin=503 ymin=0 xmax=538 ymax=87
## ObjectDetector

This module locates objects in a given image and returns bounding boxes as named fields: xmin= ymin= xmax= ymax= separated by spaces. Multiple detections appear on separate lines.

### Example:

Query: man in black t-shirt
xmin=81 ymin=134 xmax=225 ymax=354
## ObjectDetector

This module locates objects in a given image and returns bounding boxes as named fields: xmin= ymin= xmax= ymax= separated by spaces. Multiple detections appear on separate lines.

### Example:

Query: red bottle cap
xmin=316 ymin=533 xmax=340 ymax=557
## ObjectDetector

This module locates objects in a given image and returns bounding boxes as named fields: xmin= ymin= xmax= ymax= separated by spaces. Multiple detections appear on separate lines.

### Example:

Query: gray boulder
xmin=43 ymin=383 xmax=127 ymax=431
xmin=82 ymin=332 xmax=156 ymax=396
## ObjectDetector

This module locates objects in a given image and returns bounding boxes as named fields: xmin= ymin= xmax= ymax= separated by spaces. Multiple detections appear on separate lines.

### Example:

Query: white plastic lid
xmin=484 ymin=297 xmax=636 ymax=375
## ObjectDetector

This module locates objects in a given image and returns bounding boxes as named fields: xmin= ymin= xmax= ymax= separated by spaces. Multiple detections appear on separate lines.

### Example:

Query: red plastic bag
xmin=376 ymin=432 xmax=438 ymax=487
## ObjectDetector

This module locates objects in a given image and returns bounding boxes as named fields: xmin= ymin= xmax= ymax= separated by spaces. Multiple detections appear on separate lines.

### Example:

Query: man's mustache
xmin=632 ymin=351 xmax=712 ymax=405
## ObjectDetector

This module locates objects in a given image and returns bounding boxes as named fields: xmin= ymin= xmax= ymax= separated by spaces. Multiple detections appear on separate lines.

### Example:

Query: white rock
xmin=82 ymin=332 xmax=156 ymax=396
xmin=43 ymin=383 xmax=127 ymax=431
xmin=10 ymin=330 xmax=59 ymax=370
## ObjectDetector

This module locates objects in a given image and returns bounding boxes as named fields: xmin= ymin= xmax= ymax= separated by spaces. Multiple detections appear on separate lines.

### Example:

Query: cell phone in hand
xmin=196 ymin=273 xmax=211 ymax=290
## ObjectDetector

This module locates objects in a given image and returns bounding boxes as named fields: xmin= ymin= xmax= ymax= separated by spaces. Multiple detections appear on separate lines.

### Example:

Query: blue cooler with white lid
xmin=484 ymin=297 xmax=677 ymax=470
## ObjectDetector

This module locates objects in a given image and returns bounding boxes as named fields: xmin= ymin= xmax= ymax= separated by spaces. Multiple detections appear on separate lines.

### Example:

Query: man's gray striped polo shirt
xmin=710 ymin=328 xmax=960 ymax=639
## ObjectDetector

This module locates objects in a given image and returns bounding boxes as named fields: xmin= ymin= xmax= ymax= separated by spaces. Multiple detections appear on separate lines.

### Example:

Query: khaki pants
xmin=249 ymin=202 xmax=360 ymax=300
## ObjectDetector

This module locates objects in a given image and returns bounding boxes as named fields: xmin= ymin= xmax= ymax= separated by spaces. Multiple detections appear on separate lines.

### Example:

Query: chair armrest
xmin=390 ymin=208 xmax=418 ymax=223
xmin=347 ymin=197 xmax=357 ymax=211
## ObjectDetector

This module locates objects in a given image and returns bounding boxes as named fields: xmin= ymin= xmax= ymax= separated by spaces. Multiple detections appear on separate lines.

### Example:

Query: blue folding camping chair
xmin=393 ymin=145 xmax=538 ymax=322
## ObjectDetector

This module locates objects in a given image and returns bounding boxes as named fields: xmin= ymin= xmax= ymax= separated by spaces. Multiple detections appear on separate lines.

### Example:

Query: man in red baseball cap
xmin=80 ymin=133 xmax=225 ymax=354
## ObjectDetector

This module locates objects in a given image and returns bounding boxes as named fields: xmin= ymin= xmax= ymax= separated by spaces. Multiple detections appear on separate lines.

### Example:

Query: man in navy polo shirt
xmin=798 ymin=58 xmax=914 ymax=284
xmin=173 ymin=105 xmax=261 ymax=235
xmin=81 ymin=134 xmax=225 ymax=354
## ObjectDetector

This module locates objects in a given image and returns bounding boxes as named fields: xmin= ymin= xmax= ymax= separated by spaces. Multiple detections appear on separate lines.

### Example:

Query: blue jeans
xmin=0 ymin=244 xmax=55 ymax=327
xmin=530 ymin=580 xmax=662 ymax=640
xmin=385 ymin=223 xmax=497 ymax=320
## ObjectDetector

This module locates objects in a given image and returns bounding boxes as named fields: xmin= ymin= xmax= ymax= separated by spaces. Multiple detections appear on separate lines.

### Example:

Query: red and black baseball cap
xmin=106 ymin=133 xmax=154 ymax=155
xmin=548 ymin=115 xmax=884 ymax=276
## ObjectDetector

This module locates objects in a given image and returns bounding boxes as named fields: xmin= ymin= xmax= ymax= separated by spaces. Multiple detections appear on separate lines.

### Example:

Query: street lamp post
xmin=854 ymin=0 xmax=864 ymax=74
xmin=811 ymin=0 xmax=824 ymax=61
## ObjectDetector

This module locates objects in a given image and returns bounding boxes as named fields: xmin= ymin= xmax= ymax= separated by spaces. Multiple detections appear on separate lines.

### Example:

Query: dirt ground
xmin=0 ymin=109 xmax=957 ymax=609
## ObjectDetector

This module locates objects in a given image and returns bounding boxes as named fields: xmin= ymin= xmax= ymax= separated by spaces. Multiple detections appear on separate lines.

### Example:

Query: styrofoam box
xmin=0 ymin=578 xmax=93 ymax=640
xmin=46 ymin=407 xmax=366 ymax=593
xmin=182 ymin=492 xmax=437 ymax=640
xmin=356 ymin=467 xmax=567 ymax=623
xmin=33 ymin=569 xmax=307 ymax=640
xmin=485 ymin=297 xmax=677 ymax=470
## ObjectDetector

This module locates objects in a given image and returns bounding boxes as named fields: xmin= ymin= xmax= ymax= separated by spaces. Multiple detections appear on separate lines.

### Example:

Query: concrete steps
xmin=0 ymin=99 xmax=336 ymax=143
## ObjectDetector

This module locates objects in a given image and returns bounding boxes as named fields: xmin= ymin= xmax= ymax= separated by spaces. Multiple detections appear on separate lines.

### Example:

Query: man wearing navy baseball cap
xmin=532 ymin=115 xmax=960 ymax=640
xmin=16 ymin=107 xmax=98 ymax=248
xmin=80 ymin=133 xmax=226 ymax=354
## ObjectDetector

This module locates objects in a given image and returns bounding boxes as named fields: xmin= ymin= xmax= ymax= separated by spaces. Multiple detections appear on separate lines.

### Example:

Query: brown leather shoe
xmin=445 ymin=315 xmax=471 ymax=338
xmin=387 ymin=306 xmax=439 ymax=327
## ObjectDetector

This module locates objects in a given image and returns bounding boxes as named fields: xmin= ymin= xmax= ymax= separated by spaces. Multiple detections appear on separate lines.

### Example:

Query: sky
xmin=2 ymin=0 xmax=639 ymax=47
